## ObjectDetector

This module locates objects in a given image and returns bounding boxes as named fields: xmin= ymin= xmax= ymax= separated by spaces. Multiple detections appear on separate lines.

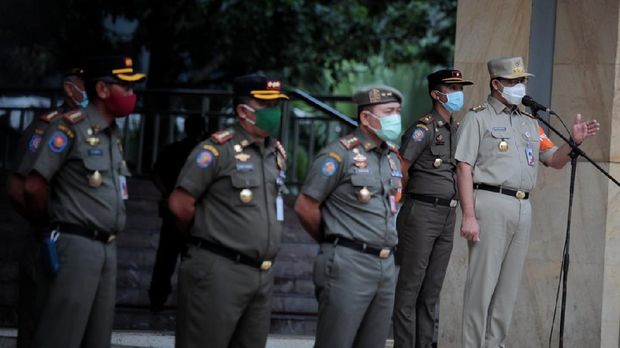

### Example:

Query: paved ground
xmin=0 ymin=328 xmax=319 ymax=348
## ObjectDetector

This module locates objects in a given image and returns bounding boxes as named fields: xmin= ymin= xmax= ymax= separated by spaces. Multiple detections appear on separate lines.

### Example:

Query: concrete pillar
xmin=442 ymin=0 xmax=620 ymax=346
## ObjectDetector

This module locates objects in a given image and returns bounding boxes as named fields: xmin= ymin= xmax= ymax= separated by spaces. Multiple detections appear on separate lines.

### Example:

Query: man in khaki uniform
xmin=169 ymin=74 xmax=288 ymax=348
xmin=7 ymin=67 xmax=87 ymax=348
xmin=24 ymin=56 xmax=145 ymax=348
xmin=295 ymin=85 xmax=403 ymax=348
xmin=455 ymin=56 xmax=600 ymax=347
xmin=394 ymin=69 xmax=473 ymax=348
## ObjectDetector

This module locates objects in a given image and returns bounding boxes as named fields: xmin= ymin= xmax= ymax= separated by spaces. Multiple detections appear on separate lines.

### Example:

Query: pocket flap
xmin=230 ymin=173 xmax=260 ymax=188
xmin=350 ymin=174 xmax=375 ymax=187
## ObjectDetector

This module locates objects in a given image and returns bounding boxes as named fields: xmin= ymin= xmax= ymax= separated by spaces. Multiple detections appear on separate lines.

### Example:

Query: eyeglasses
xmin=497 ymin=77 xmax=528 ymax=86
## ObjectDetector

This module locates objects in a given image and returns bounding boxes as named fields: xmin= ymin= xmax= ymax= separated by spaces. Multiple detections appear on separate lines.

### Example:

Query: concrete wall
xmin=443 ymin=0 xmax=620 ymax=346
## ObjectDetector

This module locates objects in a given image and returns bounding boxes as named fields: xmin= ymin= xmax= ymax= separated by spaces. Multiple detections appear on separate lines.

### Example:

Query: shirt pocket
xmin=489 ymin=129 xmax=512 ymax=155
xmin=82 ymin=148 xmax=110 ymax=172
xmin=229 ymin=172 xmax=261 ymax=207
xmin=349 ymin=173 xmax=378 ymax=200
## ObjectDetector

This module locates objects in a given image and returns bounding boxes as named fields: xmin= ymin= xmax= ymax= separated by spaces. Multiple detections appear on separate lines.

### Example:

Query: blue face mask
xmin=437 ymin=90 xmax=464 ymax=113
xmin=67 ymin=81 xmax=89 ymax=108
xmin=368 ymin=112 xmax=402 ymax=142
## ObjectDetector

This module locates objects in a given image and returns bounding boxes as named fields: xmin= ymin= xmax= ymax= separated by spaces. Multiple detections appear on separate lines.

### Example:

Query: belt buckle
xmin=449 ymin=200 xmax=458 ymax=208
xmin=516 ymin=190 xmax=526 ymax=200
xmin=379 ymin=248 xmax=391 ymax=259
xmin=260 ymin=260 xmax=272 ymax=271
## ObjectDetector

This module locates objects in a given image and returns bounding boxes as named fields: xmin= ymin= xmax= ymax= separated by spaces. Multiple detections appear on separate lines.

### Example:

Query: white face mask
xmin=500 ymin=82 xmax=526 ymax=105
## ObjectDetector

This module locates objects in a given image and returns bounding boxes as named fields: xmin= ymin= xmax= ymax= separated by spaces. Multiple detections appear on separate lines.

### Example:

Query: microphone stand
xmin=528 ymin=108 xmax=620 ymax=348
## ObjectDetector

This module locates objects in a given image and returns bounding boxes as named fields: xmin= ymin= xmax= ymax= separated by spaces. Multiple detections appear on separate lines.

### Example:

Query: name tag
xmin=119 ymin=175 xmax=129 ymax=200
xmin=525 ymin=145 xmax=535 ymax=166
xmin=276 ymin=195 xmax=284 ymax=221
xmin=88 ymin=148 xmax=103 ymax=156
xmin=236 ymin=163 xmax=255 ymax=172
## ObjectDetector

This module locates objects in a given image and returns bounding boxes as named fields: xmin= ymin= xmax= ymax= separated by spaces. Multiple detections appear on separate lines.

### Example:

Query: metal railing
xmin=0 ymin=87 xmax=357 ymax=189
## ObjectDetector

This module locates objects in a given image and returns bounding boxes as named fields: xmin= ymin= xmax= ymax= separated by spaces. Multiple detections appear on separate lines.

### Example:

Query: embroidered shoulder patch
xmin=48 ymin=131 xmax=69 ymax=153
xmin=195 ymin=149 xmax=215 ymax=168
xmin=321 ymin=157 xmax=339 ymax=176
xmin=412 ymin=128 xmax=426 ymax=142
xmin=203 ymin=144 xmax=220 ymax=157
xmin=28 ymin=134 xmax=43 ymax=152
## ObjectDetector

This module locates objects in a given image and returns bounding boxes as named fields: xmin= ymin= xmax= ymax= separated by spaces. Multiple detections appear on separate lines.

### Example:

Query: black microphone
xmin=522 ymin=95 xmax=552 ymax=113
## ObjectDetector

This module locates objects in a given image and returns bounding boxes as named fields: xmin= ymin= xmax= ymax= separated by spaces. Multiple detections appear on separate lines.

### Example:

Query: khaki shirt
xmin=15 ymin=110 xmax=64 ymax=176
xmin=176 ymin=124 xmax=285 ymax=260
xmin=31 ymin=104 xmax=129 ymax=233
xmin=301 ymin=128 xmax=401 ymax=248
xmin=455 ymin=95 xmax=558 ymax=191
xmin=400 ymin=110 xmax=458 ymax=199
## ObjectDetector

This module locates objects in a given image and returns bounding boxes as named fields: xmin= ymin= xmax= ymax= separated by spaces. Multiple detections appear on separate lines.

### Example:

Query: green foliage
xmin=0 ymin=0 xmax=456 ymax=90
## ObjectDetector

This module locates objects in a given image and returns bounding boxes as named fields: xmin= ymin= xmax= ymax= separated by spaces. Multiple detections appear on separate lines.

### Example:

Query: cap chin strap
xmin=239 ymin=104 xmax=257 ymax=125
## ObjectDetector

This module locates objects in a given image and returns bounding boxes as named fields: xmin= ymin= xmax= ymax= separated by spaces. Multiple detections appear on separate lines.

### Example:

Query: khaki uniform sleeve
xmin=455 ymin=111 xmax=482 ymax=166
xmin=400 ymin=125 xmax=432 ymax=162
xmin=30 ymin=122 xmax=75 ymax=181
xmin=301 ymin=146 xmax=346 ymax=203
xmin=175 ymin=141 xmax=220 ymax=198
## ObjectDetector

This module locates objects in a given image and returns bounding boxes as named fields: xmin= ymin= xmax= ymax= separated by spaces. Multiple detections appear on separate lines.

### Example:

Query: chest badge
xmin=498 ymin=140 xmax=509 ymax=152
xmin=433 ymin=158 xmax=443 ymax=168
xmin=353 ymin=153 xmax=368 ymax=168
xmin=86 ymin=137 xmax=100 ymax=147
xmin=235 ymin=153 xmax=251 ymax=162
xmin=87 ymin=170 xmax=103 ymax=187
xmin=436 ymin=133 xmax=445 ymax=145
xmin=234 ymin=144 xmax=243 ymax=153
xmin=357 ymin=186 xmax=372 ymax=203
xmin=240 ymin=189 xmax=253 ymax=203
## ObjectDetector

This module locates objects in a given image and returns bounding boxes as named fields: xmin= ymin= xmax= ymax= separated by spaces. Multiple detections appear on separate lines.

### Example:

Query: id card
xmin=389 ymin=195 xmax=398 ymax=214
xmin=525 ymin=145 xmax=535 ymax=166
xmin=119 ymin=175 xmax=129 ymax=200
xmin=276 ymin=195 xmax=284 ymax=221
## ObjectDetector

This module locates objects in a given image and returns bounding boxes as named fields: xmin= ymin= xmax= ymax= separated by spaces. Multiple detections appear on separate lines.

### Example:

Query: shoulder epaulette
xmin=470 ymin=104 xmax=487 ymax=112
xmin=276 ymin=141 xmax=287 ymax=160
xmin=339 ymin=135 xmax=361 ymax=150
xmin=210 ymin=128 xmax=235 ymax=144
xmin=63 ymin=110 xmax=85 ymax=124
xmin=39 ymin=110 xmax=60 ymax=123
xmin=417 ymin=114 xmax=433 ymax=125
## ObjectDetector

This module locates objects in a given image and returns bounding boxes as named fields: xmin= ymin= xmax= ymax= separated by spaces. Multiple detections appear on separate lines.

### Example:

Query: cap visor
xmin=116 ymin=73 xmax=146 ymax=82
xmin=442 ymin=78 xmax=474 ymax=85
xmin=251 ymin=91 xmax=289 ymax=100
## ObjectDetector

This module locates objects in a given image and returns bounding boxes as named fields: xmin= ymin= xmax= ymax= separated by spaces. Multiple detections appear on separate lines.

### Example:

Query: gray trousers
xmin=176 ymin=246 xmax=273 ymax=348
xmin=313 ymin=243 xmax=396 ymax=348
xmin=33 ymin=233 xmax=117 ymax=348
xmin=393 ymin=199 xmax=456 ymax=348
xmin=462 ymin=190 xmax=532 ymax=348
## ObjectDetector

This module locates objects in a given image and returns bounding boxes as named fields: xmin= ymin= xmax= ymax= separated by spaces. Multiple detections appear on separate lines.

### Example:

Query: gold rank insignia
xmin=470 ymin=105 xmax=487 ymax=112
xmin=235 ymin=153 xmax=251 ymax=162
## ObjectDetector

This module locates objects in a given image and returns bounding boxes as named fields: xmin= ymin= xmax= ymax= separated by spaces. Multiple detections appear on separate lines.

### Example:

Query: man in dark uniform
xmin=23 ymin=55 xmax=145 ymax=348
xmin=148 ymin=115 xmax=206 ymax=312
xmin=169 ymin=73 xmax=288 ymax=348
xmin=295 ymin=85 xmax=403 ymax=348
xmin=6 ymin=67 xmax=87 ymax=348
xmin=393 ymin=69 xmax=473 ymax=348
